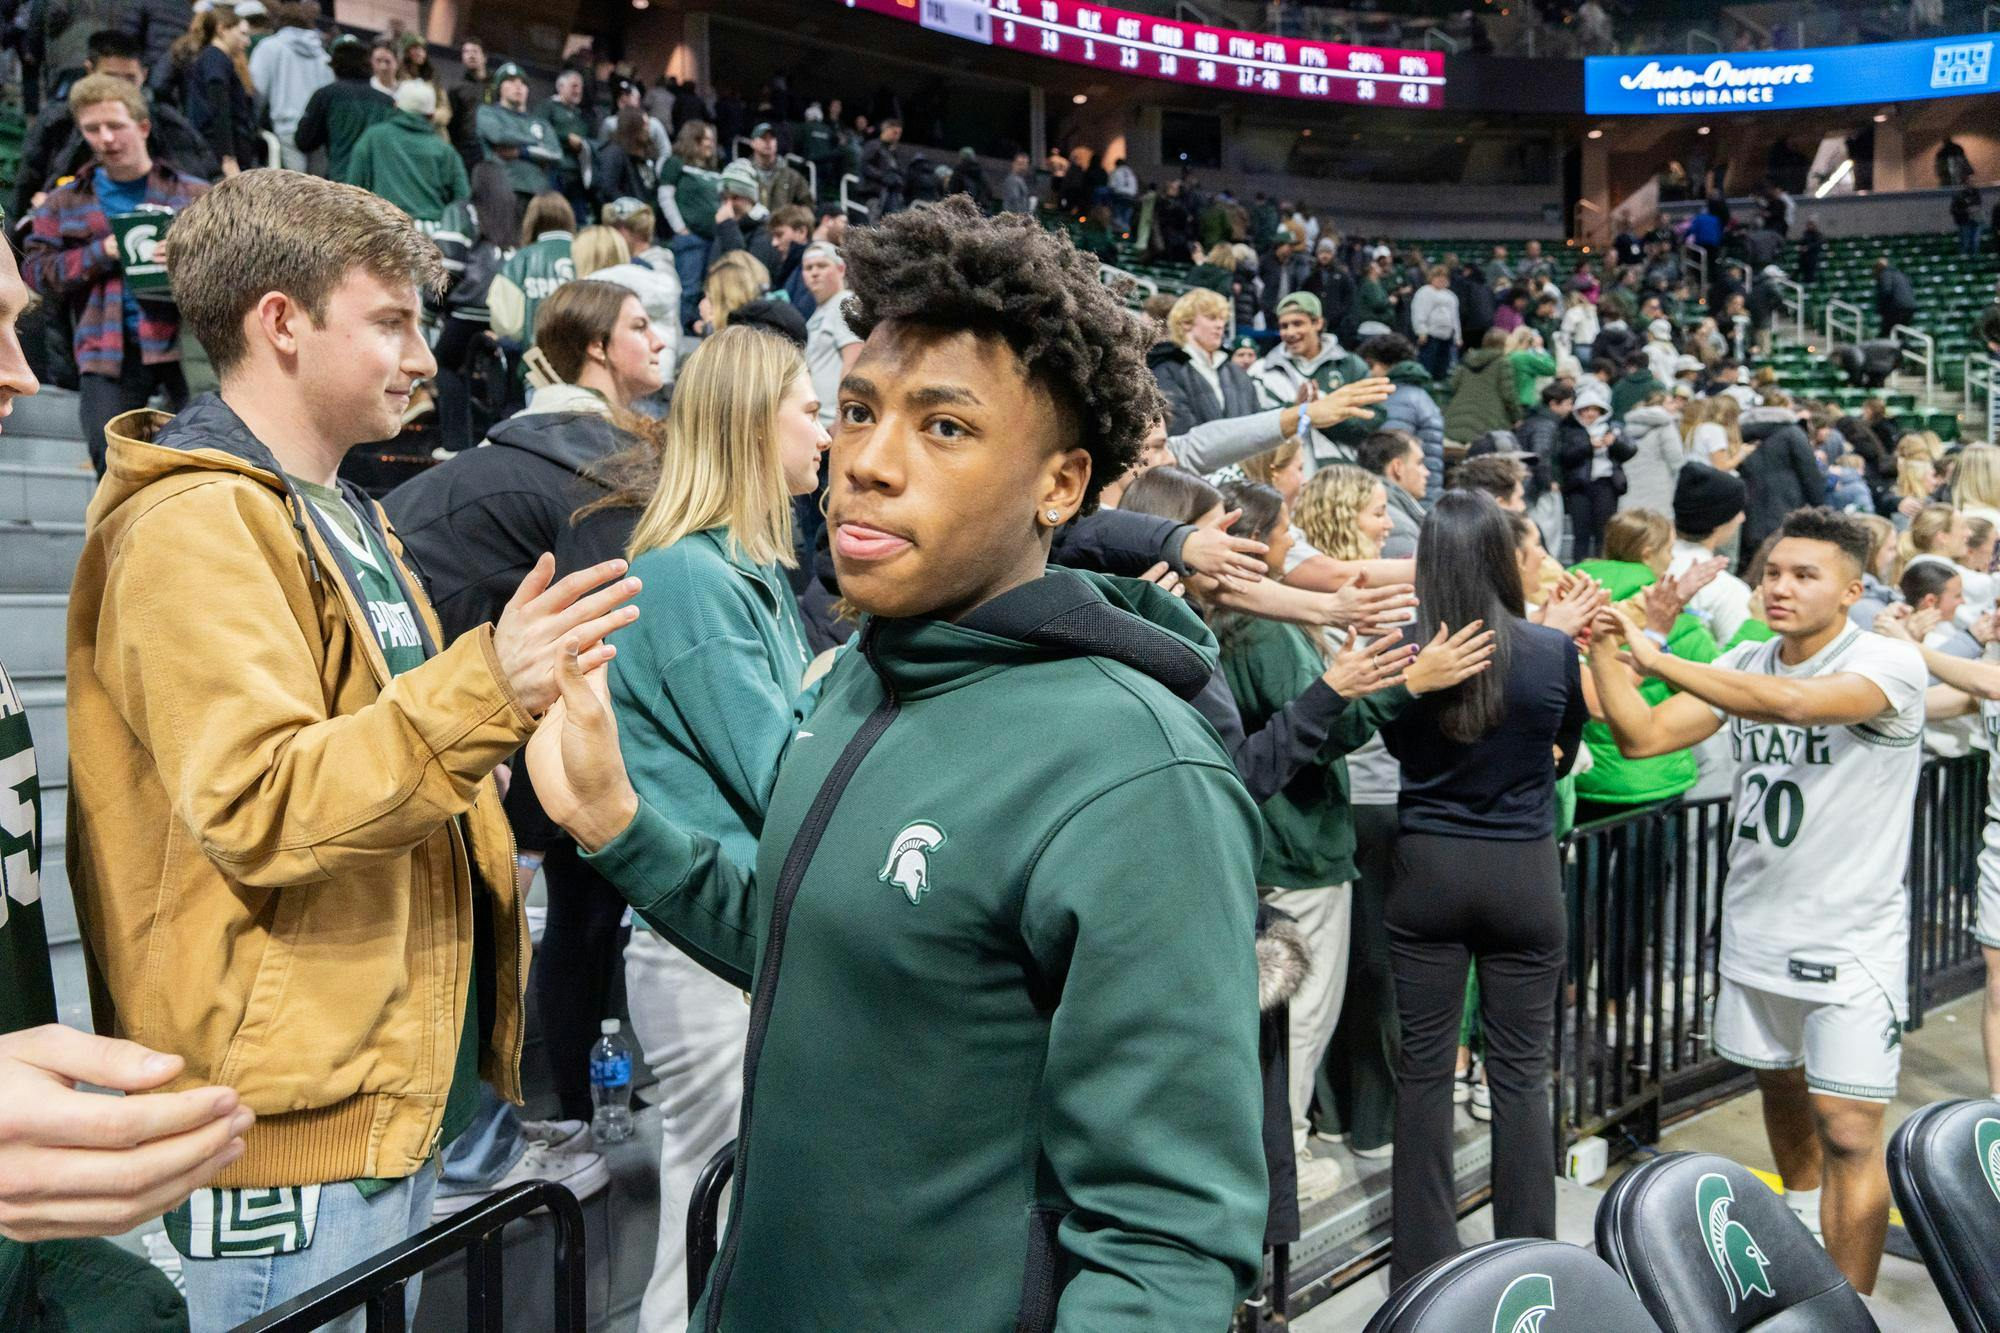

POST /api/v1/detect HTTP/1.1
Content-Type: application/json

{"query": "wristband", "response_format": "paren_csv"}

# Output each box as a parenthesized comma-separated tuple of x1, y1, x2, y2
(1641, 629, 1669, 649)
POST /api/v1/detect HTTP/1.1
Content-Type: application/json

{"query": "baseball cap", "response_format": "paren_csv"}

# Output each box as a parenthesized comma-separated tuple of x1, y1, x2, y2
(1228, 333, 1259, 353)
(750, 121, 776, 139)
(232, 0, 268, 16)
(801, 240, 843, 265)
(719, 159, 761, 200)
(494, 61, 526, 82)
(1672, 353, 1702, 376)
(602, 197, 653, 226)
(1276, 292, 1322, 320)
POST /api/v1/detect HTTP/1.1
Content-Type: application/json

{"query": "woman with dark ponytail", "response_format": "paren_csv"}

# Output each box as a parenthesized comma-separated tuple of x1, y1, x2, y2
(1378, 487, 1588, 1287)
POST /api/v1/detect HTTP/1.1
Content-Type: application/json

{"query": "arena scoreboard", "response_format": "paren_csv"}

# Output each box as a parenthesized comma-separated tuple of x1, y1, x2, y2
(845, 0, 1448, 109)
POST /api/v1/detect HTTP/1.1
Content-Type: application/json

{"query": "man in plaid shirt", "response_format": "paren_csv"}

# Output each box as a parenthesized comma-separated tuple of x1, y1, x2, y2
(22, 74, 206, 476)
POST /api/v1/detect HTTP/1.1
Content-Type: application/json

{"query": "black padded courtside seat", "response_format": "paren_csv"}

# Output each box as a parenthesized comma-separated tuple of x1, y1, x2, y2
(1596, 1151, 1877, 1332)
(1888, 1096, 2000, 1332)
(1362, 1238, 1661, 1332)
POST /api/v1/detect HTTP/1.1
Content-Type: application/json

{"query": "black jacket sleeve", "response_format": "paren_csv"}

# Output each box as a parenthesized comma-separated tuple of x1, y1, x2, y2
(1051, 508, 1193, 577)
(1189, 670, 1353, 804)
(294, 85, 330, 155)
(183, 50, 234, 164)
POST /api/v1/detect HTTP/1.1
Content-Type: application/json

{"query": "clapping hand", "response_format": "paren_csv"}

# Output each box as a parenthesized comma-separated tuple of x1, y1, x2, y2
(1536, 572, 1610, 645)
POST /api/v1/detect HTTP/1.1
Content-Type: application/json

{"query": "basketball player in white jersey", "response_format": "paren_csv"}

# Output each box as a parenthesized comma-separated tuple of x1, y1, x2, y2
(1874, 602, 2000, 1097)
(1588, 507, 1927, 1297)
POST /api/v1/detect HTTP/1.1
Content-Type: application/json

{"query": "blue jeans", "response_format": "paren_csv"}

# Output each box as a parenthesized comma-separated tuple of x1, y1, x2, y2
(670, 232, 709, 330)
(437, 1084, 529, 1196)
(1961, 222, 1982, 257)
(178, 1164, 438, 1333)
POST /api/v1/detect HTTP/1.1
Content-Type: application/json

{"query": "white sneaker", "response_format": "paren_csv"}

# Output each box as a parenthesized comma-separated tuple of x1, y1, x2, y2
(1295, 1149, 1345, 1204)
(1351, 1141, 1394, 1161)
(432, 1140, 610, 1220)
(520, 1118, 592, 1154)
(1470, 1079, 1493, 1123)
(1454, 1068, 1473, 1105)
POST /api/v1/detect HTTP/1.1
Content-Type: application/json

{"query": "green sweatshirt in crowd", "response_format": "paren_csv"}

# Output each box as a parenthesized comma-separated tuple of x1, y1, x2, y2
(608, 527, 811, 881)
(347, 110, 470, 224)
(1568, 558, 1720, 806)
(584, 567, 1266, 1331)
(1218, 615, 1405, 888)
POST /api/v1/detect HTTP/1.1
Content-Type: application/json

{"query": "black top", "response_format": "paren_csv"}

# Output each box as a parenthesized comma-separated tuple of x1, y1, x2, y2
(1381, 618, 1586, 840)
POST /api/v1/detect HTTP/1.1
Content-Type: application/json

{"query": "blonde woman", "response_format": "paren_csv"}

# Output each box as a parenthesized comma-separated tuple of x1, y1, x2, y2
(694, 249, 770, 340)
(1681, 394, 1748, 471)
(606, 324, 830, 1332)
(1151, 286, 1257, 435)
(1847, 512, 1900, 629)
(569, 225, 632, 278)
(1893, 445, 1941, 528)
(1898, 503, 1971, 577)
(1954, 442, 2000, 527)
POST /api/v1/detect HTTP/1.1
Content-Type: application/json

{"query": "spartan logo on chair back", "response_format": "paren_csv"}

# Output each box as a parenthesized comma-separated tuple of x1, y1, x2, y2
(878, 821, 946, 904)
(1975, 1117, 2000, 1207)
(1491, 1272, 1556, 1333)
(1696, 1172, 1776, 1312)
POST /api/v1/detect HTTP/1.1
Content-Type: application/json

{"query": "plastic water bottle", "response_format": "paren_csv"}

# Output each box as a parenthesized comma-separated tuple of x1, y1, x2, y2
(589, 1019, 634, 1144)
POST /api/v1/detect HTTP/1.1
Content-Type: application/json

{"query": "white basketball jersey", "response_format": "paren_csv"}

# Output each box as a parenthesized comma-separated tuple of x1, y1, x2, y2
(1709, 626, 1927, 1012)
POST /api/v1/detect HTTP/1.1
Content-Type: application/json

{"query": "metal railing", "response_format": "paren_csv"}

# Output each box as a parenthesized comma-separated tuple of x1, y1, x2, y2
(1770, 272, 1806, 346)
(727, 137, 819, 202)
(1423, 27, 1462, 52)
(1100, 261, 1158, 301)
(1686, 27, 1722, 51)
(1893, 323, 1938, 408)
(1966, 353, 2000, 442)
(838, 173, 869, 224)
(688, 1140, 736, 1312)
(1554, 754, 1990, 1166)
(232, 1181, 587, 1333)
(1682, 240, 1708, 293)
(1825, 297, 1865, 348)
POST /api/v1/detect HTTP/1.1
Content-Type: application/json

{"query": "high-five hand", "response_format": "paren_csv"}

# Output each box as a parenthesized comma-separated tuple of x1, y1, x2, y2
(492, 554, 641, 716)
(1404, 620, 1497, 695)
(525, 638, 640, 853)
(1322, 630, 1418, 700)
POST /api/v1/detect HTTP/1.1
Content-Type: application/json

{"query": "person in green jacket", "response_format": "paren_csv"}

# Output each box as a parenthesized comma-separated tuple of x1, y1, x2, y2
(528, 196, 1269, 1331)
(1442, 328, 1522, 444)
(476, 62, 561, 205)
(293, 34, 390, 183)
(1568, 509, 1725, 819)
(604, 325, 830, 1328)
(347, 81, 469, 224)
(1355, 255, 1396, 329)
(1503, 325, 1558, 410)
(487, 191, 575, 344)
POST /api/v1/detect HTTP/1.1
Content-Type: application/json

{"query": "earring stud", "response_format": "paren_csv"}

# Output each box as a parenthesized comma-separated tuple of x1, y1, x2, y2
(1046, 509, 1062, 523)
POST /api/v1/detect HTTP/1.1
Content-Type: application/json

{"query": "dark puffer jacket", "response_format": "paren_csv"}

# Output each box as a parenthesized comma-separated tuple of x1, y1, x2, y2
(1149, 340, 1261, 435)
(1737, 407, 1828, 554)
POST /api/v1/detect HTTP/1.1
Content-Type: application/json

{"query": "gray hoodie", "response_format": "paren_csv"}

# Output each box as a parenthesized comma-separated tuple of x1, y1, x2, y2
(249, 26, 334, 139)
(1617, 402, 1686, 517)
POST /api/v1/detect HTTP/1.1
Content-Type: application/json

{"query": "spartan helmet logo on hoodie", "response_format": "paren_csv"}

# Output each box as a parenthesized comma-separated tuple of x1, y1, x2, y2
(1696, 1172, 1775, 1313)
(879, 822, 946, 904)
(1491, 1273, 1555, 1333)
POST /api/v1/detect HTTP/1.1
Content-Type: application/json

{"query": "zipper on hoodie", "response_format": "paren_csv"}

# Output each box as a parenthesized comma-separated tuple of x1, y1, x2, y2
(703, 626, 901, 1332)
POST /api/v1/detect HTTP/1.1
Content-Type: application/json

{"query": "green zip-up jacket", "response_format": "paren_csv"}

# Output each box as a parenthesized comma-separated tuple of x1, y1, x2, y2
(608, 528, 810, 877)
(348, 109, 471, 223)
(585, 568, 1266, 1332)
(1218, 615, 1404, 888)
(1568, 558, 1719, 806)
(486, 231, 574, 343)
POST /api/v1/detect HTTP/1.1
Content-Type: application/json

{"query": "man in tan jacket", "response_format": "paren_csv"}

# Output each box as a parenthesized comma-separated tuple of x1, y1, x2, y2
(64, 170, 638, 1330)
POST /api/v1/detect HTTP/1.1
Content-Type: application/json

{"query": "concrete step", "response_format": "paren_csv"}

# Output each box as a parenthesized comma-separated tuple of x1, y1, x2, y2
(0, 593, 68, 674)
(6, 386, 82, 440)
(0, 519, 83, 593)
(0, 460, 94, 523)
(3, 433, 91, 468)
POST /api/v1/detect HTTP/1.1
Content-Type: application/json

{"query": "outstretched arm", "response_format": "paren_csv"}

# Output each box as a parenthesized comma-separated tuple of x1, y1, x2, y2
(1599, 606, 1887, 729)
(1587, 616, 1724, 758)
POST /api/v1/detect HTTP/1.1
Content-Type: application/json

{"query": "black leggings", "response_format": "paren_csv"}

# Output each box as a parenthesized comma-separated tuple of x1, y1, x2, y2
(1386, 831, 1565, 1288)
(1563, 478, 1620, 562)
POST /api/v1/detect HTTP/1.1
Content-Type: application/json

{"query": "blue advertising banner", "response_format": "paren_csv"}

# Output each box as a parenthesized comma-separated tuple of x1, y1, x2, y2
(1585, 33, 1996, 114)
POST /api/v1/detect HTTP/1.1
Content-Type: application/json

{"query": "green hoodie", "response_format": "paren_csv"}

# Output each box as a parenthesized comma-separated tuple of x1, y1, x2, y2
(1509, 347, 1557, 408)
(608, 528, 811, 878)
(1218, 616, 1405, 887)
(347, 110, 471, 223)
(1442, 346, 1520, 443)
(1611, 367, 1665, 421)
(585, 568, 1266, 1331)
(1568, 559, 1720, 806)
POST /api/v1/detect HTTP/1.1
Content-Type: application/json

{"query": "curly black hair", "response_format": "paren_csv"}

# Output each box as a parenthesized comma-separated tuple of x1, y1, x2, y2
(839, 195, 1164, 515)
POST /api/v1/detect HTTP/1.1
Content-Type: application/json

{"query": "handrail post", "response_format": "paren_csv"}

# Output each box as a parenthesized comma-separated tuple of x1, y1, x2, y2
(1682, 239, 1707, 293)
(838, 172, 868, 224)
(785, 153, 817, 203)
(1772, 274, 1805, 346)
(1892, 323, 1936, 408)
(1825, 297, 1863, 348)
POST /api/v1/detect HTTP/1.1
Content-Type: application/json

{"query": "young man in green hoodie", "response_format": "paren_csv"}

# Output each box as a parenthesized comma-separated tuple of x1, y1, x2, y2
(530, 196, 1269, 1331)
(346, 80, 469, 224)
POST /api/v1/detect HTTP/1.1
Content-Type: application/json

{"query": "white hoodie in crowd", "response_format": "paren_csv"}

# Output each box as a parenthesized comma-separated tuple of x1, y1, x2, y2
(249, 26, 333, 137)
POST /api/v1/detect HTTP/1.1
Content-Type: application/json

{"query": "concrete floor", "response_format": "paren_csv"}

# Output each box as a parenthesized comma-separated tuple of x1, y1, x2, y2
(1296, 988, 1986, 1331)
